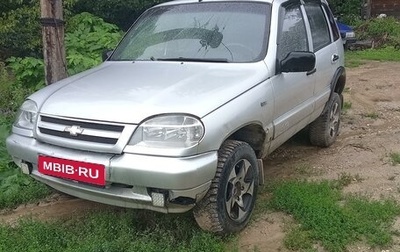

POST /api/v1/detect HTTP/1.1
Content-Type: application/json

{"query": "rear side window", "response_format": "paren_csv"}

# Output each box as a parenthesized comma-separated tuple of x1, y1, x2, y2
(323, 4, 340, 41)
(304, 3, 331, 52)
(277, 4, 308, 61)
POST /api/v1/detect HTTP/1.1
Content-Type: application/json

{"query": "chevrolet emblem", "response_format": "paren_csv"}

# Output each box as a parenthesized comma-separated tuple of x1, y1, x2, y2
(64, 125, 84, 136)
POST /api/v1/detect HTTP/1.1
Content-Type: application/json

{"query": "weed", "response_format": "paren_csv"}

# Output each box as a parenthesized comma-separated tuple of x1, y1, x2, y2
(362, 112, 379, 119)
(271, 180, 399, 251)
(390, 152, 400, 166)
(342, 101, 352, 114)
(295, 163, 315, 176)
(337, 172, 353, 187)
(334, 172, 363, 188)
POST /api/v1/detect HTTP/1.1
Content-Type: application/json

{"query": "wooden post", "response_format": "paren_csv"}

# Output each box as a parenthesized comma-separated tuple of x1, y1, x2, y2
(40, 0, 67, 85)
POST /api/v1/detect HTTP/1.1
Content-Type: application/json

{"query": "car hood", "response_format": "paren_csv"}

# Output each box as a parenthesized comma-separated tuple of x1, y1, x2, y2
(37, 61, 268, 124)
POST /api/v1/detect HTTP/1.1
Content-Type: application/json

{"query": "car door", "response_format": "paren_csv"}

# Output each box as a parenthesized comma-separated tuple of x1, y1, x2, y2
(303, 0, 342, 114)
(269, 1, 315, 151)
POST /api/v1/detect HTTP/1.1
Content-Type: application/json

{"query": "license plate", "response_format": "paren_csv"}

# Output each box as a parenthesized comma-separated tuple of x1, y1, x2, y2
(38, 156, 106, 186)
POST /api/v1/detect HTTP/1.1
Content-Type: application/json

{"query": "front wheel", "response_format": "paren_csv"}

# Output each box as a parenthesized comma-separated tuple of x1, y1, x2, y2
(193, 140, 259, 234)
(309, 92, 342, 147)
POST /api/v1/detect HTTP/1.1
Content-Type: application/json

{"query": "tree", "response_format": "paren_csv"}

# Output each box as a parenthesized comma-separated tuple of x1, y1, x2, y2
(40, 0, 67, 84)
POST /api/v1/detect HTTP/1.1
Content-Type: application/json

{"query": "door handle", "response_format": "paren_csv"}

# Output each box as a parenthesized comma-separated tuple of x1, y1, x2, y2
(332, 54, 340, 62)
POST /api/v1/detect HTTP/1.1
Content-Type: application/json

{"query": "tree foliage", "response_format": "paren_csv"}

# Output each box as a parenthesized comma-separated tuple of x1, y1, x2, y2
(329, 0, 364, 25)
(0, 4, 41, 59)
(71, 0, 168, 31)
(0, 0, 85, 60)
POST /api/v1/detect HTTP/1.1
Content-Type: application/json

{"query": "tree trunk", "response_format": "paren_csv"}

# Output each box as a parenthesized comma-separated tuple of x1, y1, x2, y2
(365, 0, 372, 19)
(40, 0, 67, 85)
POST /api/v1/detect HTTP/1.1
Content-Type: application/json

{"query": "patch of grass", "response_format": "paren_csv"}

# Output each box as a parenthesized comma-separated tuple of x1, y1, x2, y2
(345, 57, 364, 68)
(362, 112, 379, 119)
(346, 47, 400, 67)
(0, 210, 226, 252)
(390, 152, 400, 166)
(271, 180, 400, 251)
(295, 163, 318, 176)
(284, 226, 314, 251)
(342, 101, 352, 114)
(334, 172, 364, 188)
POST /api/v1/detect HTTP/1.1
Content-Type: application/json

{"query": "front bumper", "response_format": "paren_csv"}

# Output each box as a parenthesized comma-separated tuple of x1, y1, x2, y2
(6, 133, 218, 213)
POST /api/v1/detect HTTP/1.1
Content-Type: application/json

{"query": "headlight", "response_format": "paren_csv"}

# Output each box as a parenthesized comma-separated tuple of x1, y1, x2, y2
(14, 100, 38, 130)
(129, 115, 204, 149)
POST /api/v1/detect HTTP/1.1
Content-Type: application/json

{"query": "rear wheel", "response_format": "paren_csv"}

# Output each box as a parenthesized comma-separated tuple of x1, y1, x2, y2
(193, 140, 259, 234)
(309, 92, 342, 147)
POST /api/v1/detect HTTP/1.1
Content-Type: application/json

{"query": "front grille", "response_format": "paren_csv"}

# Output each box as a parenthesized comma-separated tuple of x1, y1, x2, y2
(38, 115, 124, 145)
(41, 116, 124, 132)
(39, 128, 118, 144)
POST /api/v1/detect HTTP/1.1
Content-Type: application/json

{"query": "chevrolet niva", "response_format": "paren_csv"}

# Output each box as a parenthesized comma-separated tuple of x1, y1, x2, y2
(7, 0, 346, 234)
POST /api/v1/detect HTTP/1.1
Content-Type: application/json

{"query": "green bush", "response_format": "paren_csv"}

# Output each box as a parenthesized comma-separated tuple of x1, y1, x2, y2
(6, 57, 45, 89)
(356, 17, 400, 47)
(65, 12, 122, 75)
(0, 62, 31, 125)
(4, 12, 123, 89)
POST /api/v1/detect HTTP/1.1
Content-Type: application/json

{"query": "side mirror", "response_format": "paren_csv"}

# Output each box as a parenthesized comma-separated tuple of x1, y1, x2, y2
(102, 49, 113, 62)
(280, 51, 316, 73)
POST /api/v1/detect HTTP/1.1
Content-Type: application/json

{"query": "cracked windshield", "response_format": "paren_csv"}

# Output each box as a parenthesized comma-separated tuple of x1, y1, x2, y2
(111, 2, 270, 63)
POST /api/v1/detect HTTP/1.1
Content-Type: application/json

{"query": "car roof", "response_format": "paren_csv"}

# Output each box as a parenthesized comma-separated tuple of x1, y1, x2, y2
(157, 0, 274, 7)
(156, 0, 327, 7)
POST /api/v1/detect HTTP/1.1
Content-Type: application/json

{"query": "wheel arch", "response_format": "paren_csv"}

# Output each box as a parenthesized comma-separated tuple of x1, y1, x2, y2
(225, 123, 267, 159)
(330, 66, 346, 97)
(322, 66, 346, 114)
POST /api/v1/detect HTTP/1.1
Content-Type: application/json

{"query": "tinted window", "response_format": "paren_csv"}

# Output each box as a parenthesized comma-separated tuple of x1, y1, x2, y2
(323, 4, 340, 41)
(111, 2, 271, 63)
(277, 4, 308, 61)
(304, 3, 331, 51)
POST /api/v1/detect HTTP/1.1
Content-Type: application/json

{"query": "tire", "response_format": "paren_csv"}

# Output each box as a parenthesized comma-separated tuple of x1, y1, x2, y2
(193, 140, 259, 235)
(309, 92, 342, 147)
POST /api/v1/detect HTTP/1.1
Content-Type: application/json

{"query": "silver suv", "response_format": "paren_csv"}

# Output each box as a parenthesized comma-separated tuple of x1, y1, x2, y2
(7, 0, 345, 234)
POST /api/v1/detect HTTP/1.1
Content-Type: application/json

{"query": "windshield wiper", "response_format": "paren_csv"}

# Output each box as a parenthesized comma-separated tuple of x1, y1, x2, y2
(156, 57, 229, 63)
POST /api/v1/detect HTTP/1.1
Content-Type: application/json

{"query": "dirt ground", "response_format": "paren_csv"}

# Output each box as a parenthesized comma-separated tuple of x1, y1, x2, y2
(1, 61, 400, 251)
